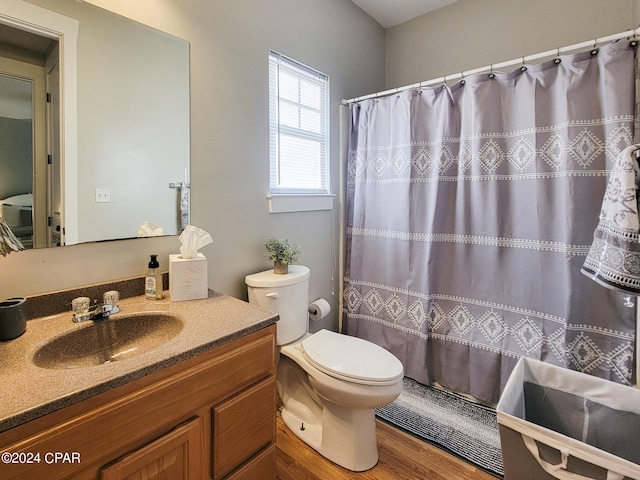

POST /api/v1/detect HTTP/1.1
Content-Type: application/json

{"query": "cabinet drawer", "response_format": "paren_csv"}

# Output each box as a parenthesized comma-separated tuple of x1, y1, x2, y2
(213, 378, 275, 479)
(212, 332, 275, 400)
(225, 444, 275, 480)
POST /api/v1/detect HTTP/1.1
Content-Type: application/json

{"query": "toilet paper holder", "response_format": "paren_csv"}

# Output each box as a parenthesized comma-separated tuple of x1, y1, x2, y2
(308, 298, 331, 321)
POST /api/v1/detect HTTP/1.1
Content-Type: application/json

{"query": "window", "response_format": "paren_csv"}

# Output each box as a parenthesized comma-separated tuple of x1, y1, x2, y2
(269, 51, 329, 196)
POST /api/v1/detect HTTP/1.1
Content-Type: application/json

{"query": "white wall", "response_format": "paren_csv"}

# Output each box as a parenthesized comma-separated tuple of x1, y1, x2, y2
(385, 0, 636, 89)
(1, 0, 384, 334)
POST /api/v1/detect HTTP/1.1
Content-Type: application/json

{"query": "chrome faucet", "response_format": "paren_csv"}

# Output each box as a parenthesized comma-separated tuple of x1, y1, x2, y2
(72, 303, 120, 323)
(72, 291, 120, 323)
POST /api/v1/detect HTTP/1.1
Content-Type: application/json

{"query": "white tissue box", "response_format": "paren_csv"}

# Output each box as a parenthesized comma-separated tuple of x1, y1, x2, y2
(169, 253, 208, 302)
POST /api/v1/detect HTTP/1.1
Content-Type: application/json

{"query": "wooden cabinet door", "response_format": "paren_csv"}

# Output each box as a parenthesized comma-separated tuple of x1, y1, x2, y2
(100, 417, 204, 480)
(213, 378, 275, 479)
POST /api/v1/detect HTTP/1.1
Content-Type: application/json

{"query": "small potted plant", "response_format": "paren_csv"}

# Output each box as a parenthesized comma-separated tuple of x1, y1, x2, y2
(265, 237, 302, 274)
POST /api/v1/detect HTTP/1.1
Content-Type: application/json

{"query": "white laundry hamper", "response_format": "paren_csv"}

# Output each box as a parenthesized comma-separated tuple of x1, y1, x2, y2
(497, 357, 640, 480)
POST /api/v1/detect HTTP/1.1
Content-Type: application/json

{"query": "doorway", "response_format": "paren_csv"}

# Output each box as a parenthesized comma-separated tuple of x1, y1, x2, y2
(0, 23, 59, 248)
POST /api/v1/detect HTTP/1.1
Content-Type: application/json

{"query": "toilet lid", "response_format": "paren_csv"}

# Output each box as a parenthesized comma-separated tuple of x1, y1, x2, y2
(302, 330, 403, 384)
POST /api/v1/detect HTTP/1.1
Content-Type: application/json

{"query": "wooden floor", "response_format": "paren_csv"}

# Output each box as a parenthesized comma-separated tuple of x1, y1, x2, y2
(275, 414, 499, 480)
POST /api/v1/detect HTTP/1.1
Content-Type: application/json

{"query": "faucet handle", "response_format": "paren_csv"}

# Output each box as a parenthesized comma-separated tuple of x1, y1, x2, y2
(72, 296, 90, 315)
(71, 297, 91, 323)
(103, 290, 120, 307)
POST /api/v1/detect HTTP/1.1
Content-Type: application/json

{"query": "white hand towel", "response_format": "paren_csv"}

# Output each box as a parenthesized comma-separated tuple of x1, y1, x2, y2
(180, 182, 189, 230)
(582, 144, 640, 293)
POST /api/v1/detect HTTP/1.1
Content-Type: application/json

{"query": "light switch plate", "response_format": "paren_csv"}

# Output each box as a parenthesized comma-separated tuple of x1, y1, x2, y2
(95, 188, 111, 203)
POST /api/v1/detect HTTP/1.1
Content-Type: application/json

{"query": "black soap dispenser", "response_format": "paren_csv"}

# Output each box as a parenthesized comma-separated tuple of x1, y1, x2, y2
(145, 254, 163, 300)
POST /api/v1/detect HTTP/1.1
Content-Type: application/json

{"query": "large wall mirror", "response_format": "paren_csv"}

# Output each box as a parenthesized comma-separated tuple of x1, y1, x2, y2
(0, 0, 190, 249)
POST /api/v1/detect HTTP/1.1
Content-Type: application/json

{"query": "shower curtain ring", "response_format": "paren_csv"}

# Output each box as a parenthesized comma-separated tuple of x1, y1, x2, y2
(520, 56, 527, 71)
(554, 48, 561, 64)
(591, 39, 599, 55)
(442, 74, 447, 89)
(488, 65, 495, 79)
(460, 72, 466, 85)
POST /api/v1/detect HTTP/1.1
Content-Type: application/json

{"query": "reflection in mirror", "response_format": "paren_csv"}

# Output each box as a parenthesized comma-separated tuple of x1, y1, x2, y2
(0, 0, 190, 249)
(0, 25, 53, 248)
(0, 74, 35, 248)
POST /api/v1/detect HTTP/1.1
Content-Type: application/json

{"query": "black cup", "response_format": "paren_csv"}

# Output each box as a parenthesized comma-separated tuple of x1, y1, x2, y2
(0, 297, 26, 341)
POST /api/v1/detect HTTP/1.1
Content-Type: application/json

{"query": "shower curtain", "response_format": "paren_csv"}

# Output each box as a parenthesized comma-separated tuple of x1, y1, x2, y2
(344, 41, 637, 404)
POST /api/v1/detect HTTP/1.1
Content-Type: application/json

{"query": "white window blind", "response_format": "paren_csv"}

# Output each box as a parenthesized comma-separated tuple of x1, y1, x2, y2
(269, 51, 329, 195)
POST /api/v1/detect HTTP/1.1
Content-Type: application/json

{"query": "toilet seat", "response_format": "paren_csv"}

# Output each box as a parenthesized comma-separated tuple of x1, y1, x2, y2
(301, 330, 404, 386)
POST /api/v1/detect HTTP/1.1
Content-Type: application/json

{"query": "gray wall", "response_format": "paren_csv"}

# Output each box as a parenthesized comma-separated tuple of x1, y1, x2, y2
(0, 117, 31, 199)
(1, 0, 384, 334)
(385, 0, 636, 89)
(2, 0, 635, 335)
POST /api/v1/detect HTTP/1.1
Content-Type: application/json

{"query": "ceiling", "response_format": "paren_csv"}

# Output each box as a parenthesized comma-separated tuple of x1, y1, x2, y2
(352, 0, 458, 28)
(0, 24, 57, 120)
(0, 23, 55, 57)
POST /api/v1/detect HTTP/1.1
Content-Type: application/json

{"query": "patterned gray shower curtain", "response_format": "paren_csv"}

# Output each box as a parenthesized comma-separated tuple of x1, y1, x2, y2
(344, 40, 637, 405)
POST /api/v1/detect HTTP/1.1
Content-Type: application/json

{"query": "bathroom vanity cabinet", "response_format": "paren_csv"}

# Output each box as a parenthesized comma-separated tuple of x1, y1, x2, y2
(0, 325, 277, 480)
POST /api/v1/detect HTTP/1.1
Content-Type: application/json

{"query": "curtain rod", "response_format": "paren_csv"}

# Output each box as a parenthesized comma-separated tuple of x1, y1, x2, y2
(341, 27, 640, 105)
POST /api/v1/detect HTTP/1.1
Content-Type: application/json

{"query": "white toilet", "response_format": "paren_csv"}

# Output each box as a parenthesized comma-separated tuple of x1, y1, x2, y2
(245, 265, 404, 472)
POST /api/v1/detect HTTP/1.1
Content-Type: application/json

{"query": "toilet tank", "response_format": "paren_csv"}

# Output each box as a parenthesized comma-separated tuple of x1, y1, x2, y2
(245, 265, 310, 345)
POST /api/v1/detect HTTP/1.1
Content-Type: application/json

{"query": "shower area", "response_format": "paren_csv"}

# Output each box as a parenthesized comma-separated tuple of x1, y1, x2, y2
(340, 33, 639, 406)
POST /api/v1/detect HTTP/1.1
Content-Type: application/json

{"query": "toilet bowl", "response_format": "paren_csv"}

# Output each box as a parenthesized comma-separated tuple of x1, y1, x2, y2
(245, 265, 404, 471)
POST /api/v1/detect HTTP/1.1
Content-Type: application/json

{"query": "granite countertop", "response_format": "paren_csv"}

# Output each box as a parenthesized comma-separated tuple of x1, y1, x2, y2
(0, 290, 278, 433)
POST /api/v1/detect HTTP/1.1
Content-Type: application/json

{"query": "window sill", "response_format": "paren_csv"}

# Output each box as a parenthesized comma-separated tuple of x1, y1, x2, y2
(267, 194, 335, 213)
